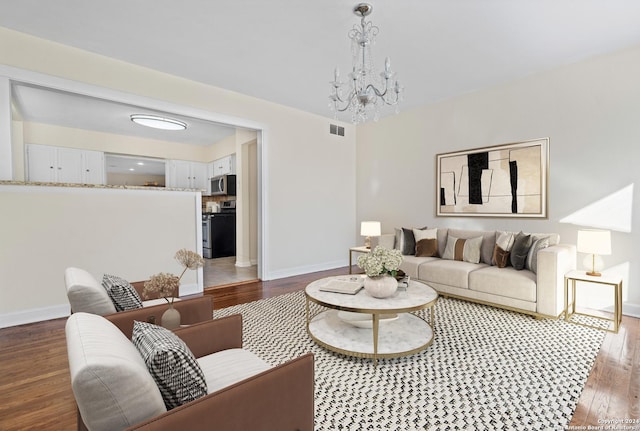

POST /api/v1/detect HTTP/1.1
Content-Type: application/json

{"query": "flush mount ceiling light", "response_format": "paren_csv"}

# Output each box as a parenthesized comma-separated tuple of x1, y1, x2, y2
(329, 3, 404, 124)
(130, 114, 187, 131)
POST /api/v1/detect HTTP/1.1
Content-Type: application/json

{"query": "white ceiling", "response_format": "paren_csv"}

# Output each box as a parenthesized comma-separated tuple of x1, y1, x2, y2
(3, 1, 640, 124)
(11, 84, 237, 146)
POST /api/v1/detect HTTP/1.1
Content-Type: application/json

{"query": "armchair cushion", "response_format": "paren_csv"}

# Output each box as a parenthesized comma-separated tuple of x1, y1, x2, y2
(102, 274, 143, 311)
(197, 348, 270, 393)
(65, 267, 117, 315)
(132, 321, 208, 410)
(66, 313, 166, 431)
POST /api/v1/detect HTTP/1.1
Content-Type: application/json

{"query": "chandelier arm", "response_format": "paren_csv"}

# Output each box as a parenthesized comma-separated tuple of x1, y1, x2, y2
(365, 83, 388, 99)
(333, 93, 358, 112)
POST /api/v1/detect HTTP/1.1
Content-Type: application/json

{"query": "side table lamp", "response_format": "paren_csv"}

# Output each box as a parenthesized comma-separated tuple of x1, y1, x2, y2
(577, 229, 611, 277)
(360, 221, 381, 249)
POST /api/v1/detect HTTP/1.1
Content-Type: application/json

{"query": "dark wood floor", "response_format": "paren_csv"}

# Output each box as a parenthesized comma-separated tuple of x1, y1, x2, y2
(0, 266, 637, 430)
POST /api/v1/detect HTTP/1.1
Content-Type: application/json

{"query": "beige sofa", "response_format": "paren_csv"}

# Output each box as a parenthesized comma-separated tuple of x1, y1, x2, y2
(375, 228, 576, 318)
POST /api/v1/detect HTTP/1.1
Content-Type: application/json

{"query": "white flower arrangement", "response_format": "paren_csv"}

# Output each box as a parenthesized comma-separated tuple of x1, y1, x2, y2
(357, 246, 403, 278)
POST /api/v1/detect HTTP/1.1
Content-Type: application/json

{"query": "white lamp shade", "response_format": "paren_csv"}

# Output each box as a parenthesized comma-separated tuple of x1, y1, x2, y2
(577, 229, 611, 255)
(360, 221, 381, 237)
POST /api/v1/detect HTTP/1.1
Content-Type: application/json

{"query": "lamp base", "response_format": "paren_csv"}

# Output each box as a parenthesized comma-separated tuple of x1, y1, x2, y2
(586, 270, 602, 277)
(364, 236, 371, 249)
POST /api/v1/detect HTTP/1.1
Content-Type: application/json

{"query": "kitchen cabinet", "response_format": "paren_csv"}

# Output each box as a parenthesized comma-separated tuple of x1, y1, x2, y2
(81, 150, 106, 185)
(211, 154, 236, 177)
(26, 144, 104, 185)
(166, 160, 208, 190)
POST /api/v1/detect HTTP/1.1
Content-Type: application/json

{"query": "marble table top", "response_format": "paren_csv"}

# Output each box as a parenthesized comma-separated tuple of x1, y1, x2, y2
(305, 275, 438, 314)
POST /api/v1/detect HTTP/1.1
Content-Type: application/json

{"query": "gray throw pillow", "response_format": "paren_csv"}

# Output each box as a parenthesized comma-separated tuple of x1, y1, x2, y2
(102, 274, 143, 311)
(132, 321, 208, 410)
(526, 237, 549, 273)
(510, 232, 532, 270)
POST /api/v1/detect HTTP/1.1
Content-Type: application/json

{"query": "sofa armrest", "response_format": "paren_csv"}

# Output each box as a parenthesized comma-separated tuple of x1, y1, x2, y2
(125, 353, 315, 431)
(105, 296, 213, 338)
(536, 244, 576, 317)
(173, 314, 243, 357)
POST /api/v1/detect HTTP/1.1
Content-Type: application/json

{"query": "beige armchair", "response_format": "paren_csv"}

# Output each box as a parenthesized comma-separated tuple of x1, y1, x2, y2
(64, 267, 179, 315)
(66, 312, 315, 431)
(63, 266, 213, 330)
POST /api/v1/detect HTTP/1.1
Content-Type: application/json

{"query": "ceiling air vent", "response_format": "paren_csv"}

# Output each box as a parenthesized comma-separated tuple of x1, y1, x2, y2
(329, 124, 345, 137)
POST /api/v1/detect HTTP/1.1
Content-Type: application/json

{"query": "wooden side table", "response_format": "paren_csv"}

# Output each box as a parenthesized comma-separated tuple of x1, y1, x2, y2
(564, 269, 622, 333)
(349, 246, 370, 274)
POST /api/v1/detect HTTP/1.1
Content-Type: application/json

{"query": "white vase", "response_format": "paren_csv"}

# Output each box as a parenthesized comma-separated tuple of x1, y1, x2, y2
(364, 275, 398, 298)
(161, 304, 181, 330)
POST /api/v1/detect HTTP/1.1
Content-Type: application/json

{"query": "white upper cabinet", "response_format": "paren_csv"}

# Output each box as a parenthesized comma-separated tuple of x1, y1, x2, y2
(211, 154, 236, 177)
(26, 144, 104, 185)
(80, 150, 105, 185)
(166, 160, 208, 190)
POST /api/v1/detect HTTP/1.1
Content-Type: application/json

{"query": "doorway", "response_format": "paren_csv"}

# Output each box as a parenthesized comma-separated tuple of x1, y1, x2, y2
(203, 138, 260, 289)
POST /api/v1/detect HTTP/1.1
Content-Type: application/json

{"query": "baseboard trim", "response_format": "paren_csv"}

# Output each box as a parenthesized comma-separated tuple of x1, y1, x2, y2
(235, 259, 252, 268)
(179, 282, 200, 297)
(0, 304, 70, 328)
(264, 259, 345, 281)
(0, 285, 201, 328)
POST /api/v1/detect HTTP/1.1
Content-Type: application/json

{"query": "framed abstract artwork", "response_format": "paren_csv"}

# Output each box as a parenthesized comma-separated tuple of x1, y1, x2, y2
(436, 138, 549, 218)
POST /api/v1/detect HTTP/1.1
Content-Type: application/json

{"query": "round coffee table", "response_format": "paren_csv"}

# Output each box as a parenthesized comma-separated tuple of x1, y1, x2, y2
(305, 275, 438, 365)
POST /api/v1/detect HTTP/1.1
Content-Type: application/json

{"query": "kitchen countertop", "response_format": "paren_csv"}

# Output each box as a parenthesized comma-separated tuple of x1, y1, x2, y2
(0, 180, 204, 192)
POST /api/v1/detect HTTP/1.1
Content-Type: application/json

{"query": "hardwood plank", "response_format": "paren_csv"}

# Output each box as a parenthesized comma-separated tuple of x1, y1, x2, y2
(0, 267, 637, 430)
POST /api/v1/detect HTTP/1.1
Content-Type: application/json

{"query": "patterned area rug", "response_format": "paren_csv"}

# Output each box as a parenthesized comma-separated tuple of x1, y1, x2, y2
(215, 291, 605, 431)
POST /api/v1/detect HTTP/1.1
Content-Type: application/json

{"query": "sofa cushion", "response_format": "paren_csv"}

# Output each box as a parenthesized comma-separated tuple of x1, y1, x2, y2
(65, 267, 117, 315)
(447, 229, 496, 265)
(395, 228, 415, 255)
(436, 228, 449, 259)
(198, 348, 271, 393)
(66, 313, 166, 431)
(442, 235, 483, 264)
(102, 274, 143, 311)
(469, 266, 537, 303)
(132, 321, 208, 410)
(492, 245, 511, 268)
(395, 227, 428, 255)
(416, 239, 438, 257)
(413, 228, 437, 243)
(511, 232, 533, 270)
(400, 255, 439, 278)
(526, 236, 550, 273)
(418, 259, 487, 289)
(495, 231, 516, 251)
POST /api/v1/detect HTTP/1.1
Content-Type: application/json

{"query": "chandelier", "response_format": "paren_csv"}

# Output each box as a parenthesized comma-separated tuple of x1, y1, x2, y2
(329, 3, 403, 124)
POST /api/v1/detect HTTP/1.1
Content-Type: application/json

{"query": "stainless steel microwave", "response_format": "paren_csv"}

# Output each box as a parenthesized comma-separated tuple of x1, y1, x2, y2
(210, 174, 236, 196)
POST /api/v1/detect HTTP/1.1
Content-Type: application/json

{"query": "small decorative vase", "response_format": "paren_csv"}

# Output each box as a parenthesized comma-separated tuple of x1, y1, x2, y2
(364, 275, 398, 299)
(161, 303, 181, 330)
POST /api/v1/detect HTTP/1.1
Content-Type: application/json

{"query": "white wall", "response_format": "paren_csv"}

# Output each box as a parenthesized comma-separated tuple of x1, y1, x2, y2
(0, 27, 356, 325)
(357, 44, 640, 315)
(0, 185, 201, 327)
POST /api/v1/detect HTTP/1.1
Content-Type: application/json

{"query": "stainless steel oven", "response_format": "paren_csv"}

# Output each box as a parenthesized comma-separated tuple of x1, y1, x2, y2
(202, 214, 213, 258)
(202, 203, 236, 259)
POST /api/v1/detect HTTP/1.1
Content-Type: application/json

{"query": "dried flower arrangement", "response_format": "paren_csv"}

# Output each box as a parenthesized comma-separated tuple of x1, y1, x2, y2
(143, 249, 204, 303)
